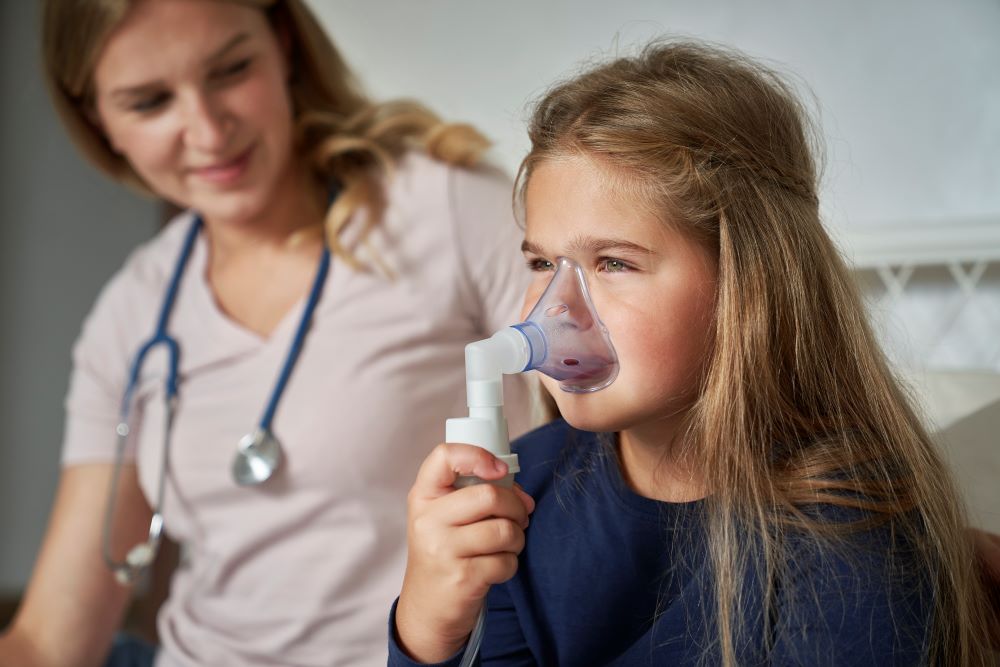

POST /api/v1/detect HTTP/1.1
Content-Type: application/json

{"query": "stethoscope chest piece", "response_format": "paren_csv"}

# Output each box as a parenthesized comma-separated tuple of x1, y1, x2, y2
(232, 427, 283, 486)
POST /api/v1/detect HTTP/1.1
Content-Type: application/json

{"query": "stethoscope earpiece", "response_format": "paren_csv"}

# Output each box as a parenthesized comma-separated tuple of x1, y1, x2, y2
(111, 541, 156, 585)
(114, 567, 135, 586)
(127, 541, 156, 568)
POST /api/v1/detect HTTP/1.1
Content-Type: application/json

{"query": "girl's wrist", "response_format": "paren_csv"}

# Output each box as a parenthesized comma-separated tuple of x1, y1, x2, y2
(395, 589, 470, 663)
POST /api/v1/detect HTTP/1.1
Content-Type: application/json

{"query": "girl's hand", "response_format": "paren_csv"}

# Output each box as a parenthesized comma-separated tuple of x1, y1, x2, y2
(395, 444, 535, 663)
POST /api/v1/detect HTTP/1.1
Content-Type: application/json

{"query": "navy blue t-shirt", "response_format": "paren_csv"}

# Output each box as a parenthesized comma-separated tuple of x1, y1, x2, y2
(389, 420, 931, 665)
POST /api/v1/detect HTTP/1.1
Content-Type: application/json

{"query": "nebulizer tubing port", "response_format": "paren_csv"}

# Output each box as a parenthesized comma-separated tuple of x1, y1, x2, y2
(447, 257, 618, 665)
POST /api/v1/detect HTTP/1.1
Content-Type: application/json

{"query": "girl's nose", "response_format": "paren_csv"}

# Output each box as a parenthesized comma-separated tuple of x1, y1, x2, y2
(546, 258, 596, 332)
(548, 290, 595, 332)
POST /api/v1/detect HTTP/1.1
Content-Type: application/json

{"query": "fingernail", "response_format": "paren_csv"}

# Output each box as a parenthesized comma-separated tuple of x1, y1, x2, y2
(494, 459, 508, 474)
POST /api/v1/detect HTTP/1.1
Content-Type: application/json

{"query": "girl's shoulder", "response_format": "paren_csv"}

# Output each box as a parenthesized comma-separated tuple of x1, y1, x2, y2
(770, 515, 933, 664)
(511, 419, 603, 496)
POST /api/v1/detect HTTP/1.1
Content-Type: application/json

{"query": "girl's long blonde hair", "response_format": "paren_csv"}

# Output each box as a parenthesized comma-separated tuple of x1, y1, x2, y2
(518, 40, 992, 665)
(42, 0, 489, 266)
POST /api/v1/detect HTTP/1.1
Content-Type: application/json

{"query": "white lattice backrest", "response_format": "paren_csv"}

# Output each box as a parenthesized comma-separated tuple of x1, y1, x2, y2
(842, 218, 1000, 531)
(846, 218, 1000, 370)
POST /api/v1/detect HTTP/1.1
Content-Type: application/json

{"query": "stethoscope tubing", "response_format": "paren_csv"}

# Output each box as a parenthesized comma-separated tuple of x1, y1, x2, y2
(258, 244, 330, 431)
(103, 217, 200, 582)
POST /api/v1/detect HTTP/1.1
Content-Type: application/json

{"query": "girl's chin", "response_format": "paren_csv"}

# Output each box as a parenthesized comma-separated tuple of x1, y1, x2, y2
(552, 400, 629, 435)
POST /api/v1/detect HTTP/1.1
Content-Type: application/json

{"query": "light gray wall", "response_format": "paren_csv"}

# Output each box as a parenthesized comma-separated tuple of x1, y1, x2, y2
(311, 0, 1000, 233)
(0, 3, 157, 593)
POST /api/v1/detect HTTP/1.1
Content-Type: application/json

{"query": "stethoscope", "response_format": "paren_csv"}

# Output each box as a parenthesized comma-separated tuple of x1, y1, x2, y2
(102, 214, 330, 584)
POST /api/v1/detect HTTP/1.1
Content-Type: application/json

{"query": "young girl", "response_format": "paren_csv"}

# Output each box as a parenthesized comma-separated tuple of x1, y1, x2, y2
(389, 41, 994, 665)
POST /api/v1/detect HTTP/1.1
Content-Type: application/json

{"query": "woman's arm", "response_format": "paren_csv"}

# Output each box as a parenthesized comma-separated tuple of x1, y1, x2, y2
(0, 464, 151, 667)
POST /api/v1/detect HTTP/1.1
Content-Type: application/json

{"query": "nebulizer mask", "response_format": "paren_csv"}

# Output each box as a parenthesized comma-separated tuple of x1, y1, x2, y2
(448, 256, 618, 665)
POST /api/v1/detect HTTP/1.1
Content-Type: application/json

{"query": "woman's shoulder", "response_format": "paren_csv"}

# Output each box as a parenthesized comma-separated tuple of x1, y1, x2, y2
(391, 150, 513, 191)
(65, 211, 202, 429)
(385, 152, 514, 225)
(115, 210, 199, 287)
(81, 211, 199, 338)
(376, 152, 525, 327)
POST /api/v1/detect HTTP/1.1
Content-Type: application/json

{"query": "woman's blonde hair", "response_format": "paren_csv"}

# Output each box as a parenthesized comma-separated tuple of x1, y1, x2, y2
(517, 40, 992, 665)
(42, 0, 489, 266)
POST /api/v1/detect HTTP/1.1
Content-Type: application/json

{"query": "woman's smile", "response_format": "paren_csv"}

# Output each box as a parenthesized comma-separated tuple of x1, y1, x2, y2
(188, 143, 256, 186)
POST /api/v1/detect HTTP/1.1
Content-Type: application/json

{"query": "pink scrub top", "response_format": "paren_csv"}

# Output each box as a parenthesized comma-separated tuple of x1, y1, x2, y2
(61, 153, 534, 666)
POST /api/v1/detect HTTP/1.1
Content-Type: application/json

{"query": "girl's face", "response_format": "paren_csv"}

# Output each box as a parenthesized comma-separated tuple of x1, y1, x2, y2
(92, 0, 297, 225)
(521, 156, 718, 438)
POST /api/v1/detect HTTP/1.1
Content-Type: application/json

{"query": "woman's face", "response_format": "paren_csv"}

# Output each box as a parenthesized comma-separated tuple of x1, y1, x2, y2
(521, 155, 718, 438)
(92, 0, 297, 224)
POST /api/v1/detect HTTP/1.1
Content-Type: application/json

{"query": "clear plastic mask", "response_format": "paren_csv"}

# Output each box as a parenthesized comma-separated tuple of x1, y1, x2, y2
(512, 256, 619, 393)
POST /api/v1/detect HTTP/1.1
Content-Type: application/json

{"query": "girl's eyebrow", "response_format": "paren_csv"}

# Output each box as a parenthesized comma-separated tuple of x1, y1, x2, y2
(109, 32, 251, 100)
(521, 237, 654, 256)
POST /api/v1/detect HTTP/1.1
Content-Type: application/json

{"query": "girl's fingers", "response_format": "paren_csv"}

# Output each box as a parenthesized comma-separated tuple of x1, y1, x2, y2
(513, 483, 536, 514)
(428, 482, 531, 529)
(411, 443, 509, 501)
(447, 518, 526, 559)
(464, 552, 521, 589)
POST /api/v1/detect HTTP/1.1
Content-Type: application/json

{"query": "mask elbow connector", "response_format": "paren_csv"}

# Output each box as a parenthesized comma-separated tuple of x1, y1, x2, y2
(464, 327, 531, 409)
(447, 328, 530, 473)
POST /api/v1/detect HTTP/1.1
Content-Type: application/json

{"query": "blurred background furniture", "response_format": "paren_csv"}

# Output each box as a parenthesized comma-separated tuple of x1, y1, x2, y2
(846, 217, 1000, 533)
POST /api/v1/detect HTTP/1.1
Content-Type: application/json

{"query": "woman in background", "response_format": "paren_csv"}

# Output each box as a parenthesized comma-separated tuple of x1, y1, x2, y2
(0, 1, 530, 665)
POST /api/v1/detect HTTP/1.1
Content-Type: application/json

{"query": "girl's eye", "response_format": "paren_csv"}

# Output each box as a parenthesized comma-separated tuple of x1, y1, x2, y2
(131, 91, 171, 113)
(211, 57, 252, 81)
(526, 258, 555, 272)
(599, 258, 632, 273)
